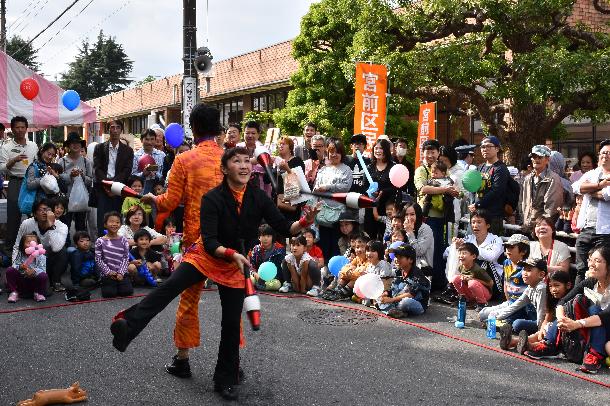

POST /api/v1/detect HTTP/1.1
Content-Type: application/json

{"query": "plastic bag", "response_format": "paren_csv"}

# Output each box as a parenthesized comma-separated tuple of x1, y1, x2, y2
(39, 173, 60, 194)
(283, 171, 300, 201)
(68, 176, 89, 212)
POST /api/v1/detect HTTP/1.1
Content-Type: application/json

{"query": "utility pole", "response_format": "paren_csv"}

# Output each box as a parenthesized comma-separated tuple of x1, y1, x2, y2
(1, 0, 6, 51)
(182, 0, 197, 140)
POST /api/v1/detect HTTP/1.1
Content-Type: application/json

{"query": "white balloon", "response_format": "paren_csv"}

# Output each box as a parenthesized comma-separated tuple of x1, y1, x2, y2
(87, 142, 98, 161)
(357, 273, 384, 299)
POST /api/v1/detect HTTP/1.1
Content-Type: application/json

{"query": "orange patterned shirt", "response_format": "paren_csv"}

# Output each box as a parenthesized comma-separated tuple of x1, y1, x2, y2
(155, 140, 224, 246)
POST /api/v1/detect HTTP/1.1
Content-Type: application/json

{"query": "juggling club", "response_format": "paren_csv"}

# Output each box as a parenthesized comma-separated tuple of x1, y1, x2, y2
(303, 191, 376, 209)
(254, 146, 277, 191)
(102, 180, 142, 199)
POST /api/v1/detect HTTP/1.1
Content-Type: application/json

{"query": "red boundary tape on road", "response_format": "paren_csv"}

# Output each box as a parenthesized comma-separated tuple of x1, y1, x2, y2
(2, 288, 609, 389)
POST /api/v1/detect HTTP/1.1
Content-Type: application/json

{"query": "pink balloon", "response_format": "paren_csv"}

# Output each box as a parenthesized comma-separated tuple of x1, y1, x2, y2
(354, 278, 364, 298)
(389, 164, 410, 188)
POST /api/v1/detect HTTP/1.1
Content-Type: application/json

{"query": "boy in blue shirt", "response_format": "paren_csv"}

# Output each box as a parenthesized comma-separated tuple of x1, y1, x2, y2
(69, 231, 98, 287)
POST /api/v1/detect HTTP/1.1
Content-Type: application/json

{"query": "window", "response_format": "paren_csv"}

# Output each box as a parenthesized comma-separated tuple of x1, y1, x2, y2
(251, 90, 287, 113)
(215, 98, 243, 126)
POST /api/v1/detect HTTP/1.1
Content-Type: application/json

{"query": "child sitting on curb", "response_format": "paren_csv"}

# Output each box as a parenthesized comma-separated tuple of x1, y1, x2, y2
(279, 235, 322, 297)
(450, 243, 493, 311)
(69, 231, 97, 288)
(321, 234, 369, 300)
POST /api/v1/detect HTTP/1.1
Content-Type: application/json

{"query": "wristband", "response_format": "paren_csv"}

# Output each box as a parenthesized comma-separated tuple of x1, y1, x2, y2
(298, 216, 312, 228)
(224, 248, 236, 260)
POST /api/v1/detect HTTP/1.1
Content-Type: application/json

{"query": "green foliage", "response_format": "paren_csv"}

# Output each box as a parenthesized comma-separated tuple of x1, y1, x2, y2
(60, 31, 133, 100)
(6, 35, 39, 71)
(242, 110, 274, 143)
(134, 75, 157, 87)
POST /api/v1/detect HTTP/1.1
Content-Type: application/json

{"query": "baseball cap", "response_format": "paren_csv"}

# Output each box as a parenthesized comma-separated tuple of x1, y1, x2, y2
(518, 257, 547, 273)
(503, 234, 530, 247)
(480, 135, 501, 148)
(390, 244, 416, 260)
(350, 133, 367, 144)
(529, 145, 552, 158)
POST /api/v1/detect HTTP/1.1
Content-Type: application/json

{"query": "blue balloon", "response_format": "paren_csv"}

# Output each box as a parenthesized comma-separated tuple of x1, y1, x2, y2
(388, 241, 405, 261)
(258, 262, 277, 281)
(62, 90, 80, 111)
(165, 123, 184, 148)
(328, 255, 350, 277)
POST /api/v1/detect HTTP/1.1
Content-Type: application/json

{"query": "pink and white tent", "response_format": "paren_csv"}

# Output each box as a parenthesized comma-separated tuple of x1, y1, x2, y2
(0, 49, 96, 126)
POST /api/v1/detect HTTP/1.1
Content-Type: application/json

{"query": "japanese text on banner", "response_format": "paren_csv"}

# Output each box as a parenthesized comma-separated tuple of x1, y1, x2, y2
(353, 63, 388, 151)
(415, 102, 436, 166)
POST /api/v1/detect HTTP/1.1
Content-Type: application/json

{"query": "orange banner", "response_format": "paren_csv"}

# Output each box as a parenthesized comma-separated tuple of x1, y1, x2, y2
(354, 63, 388, 150)
(415, 102, 437, 166)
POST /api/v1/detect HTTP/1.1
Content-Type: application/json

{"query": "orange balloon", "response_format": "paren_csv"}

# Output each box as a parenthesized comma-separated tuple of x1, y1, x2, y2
(20, 78, 39, 100)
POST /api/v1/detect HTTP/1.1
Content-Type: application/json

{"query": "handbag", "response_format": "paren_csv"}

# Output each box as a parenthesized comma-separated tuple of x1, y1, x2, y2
(18, 164, 39, 215)
(68, 176, 90, 212)
(283, 171, 301, 201)
(315, 200, 344, 227)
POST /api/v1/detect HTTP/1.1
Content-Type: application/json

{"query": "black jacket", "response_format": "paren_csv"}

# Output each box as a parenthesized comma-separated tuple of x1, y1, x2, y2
(558, 277, 610, 327)
(93, 140, 134, 185)
(475, 161, 510, 218)
(200, 181, 294, 255)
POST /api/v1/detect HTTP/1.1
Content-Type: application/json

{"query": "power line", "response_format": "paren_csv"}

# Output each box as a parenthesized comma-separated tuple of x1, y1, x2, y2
(34, 0, 94, 53)
(13, 0, 82, 57)
(7, 0, 36, 30)
(14, 0, 50, 36)
(9, 0, 43, 33)
(41, 0, 132, 65)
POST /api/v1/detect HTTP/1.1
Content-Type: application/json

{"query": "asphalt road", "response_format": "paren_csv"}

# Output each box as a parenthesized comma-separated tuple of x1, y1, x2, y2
(1, 287, 608, 405)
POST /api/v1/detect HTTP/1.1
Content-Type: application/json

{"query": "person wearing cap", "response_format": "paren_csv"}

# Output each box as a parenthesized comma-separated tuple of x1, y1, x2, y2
(493, 258, 548, 339)
(520, 145, 564, 232)
(57, 132, 93, 233)
(378, 243, 431, 318)
(345, 133, 370, 196)
(414, 139, 458, 291)
(392, 138, 416, 197)
(469, 135, 510, 236)
(573, 139, 610, 285)
(479, 234, 532, 324)
(132, 128, 166, 195)
(337, 211, 358, 255)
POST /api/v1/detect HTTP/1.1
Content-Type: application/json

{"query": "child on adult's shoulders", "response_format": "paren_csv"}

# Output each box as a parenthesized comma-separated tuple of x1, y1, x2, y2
(6, 234, 47, 303)
(128, 228, 163, 285)
(479, 234, 532, 323)
(378, 244, 431, 318)
(69, 231, 98, 288)
(279, 235, 322, 297)
(96, 212, 133, 298)
(450, 242, 494, 311)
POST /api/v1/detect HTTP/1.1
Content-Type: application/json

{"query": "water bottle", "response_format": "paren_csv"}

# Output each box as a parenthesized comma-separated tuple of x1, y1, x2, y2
(455, 296, 466, 328)
(487, 313, 497, 339)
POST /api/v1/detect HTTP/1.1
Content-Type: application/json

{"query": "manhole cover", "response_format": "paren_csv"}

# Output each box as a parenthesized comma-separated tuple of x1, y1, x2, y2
(298, 308, 378, 326)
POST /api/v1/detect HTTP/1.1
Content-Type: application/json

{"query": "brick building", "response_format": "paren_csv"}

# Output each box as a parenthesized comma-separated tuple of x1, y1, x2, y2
(85, 1, 610, 161)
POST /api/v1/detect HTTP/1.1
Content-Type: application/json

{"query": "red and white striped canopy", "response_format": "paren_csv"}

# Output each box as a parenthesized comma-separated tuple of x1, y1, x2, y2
(0, 49, 96, 127)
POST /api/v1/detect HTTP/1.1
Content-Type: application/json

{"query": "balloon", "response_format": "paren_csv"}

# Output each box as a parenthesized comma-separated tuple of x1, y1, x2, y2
(138, 154, 156, 172)
(353, 277, 364, 298)
(258, 262, 277, 281)
(165, 123, 184, 148)
(265, 278, 281, 291)
(462, 169, 483, 193)
(389, 164, 410, 188)
(86, 142, 98, 161)
(62, 90, 81, 111)
(388, 241, 405, 261)
(169, 241, 181, 255)
(328, 255, 350, 277)
(20, 78, 39, 100)
(357, 273, 384, 299)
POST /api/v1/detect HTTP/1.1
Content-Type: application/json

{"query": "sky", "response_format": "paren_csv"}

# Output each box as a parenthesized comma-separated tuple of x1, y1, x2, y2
(5, 0, 317, 82)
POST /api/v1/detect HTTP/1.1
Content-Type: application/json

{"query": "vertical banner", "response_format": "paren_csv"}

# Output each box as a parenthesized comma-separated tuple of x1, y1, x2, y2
(354, 63, 388, 150)
(182, 76, 197, 139)
(415, 102, 437, 166)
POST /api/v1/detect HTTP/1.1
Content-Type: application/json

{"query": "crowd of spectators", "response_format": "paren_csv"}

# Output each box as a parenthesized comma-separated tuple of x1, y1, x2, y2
(0, 109, 609, 374)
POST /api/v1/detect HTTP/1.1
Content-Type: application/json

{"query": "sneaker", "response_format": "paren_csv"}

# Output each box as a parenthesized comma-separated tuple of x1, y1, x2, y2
(516, 330, 529, 355)
(579, 349, 604, 374)
(306, 285, 321, 297)
(525, 342, 559, 360)
(278, 282, 292, 293)
(387, 308, 405, 318)
(7, 292, 18, 303)
(499, 324, 513, 350)
(165, 355, 192, 378)
(33, 292, 46, 302)
(52, 283, 66, 292)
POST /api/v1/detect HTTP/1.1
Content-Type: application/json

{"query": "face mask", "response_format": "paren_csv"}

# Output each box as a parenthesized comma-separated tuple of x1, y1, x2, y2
(396, 146, 407, 157)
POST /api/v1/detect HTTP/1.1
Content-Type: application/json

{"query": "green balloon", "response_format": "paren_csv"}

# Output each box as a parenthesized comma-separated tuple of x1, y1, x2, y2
(265, 279, 281, 291)
(170, 241, 181, 255)
(462, 169, 483, 193)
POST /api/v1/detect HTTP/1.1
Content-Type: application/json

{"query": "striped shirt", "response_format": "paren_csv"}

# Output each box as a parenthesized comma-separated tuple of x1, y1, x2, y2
(95, 236, 129, 276)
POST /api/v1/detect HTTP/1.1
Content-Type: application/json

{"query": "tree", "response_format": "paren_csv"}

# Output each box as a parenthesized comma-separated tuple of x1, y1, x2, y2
(60, 31, 133, 100)
(273, 0, 419, 144)
(134, 75, 157, 87)
(6, 35, 40, 71)
(353, 0, 610, 161)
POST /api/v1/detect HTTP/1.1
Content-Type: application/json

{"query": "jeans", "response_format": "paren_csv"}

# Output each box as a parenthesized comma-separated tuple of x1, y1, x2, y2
(5, 267, 48, 295)
(47, 247, 68, 286)
(96, 192, 122, 236)
(121, 262, 245, 385)
(396, 297, 425, 316)
(512, 319, 538, 335)
(425, 216, 447, 291)
(575, 228, 610, 284)
(588, 305, 607, 356)
(6, 177, 23, 250)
